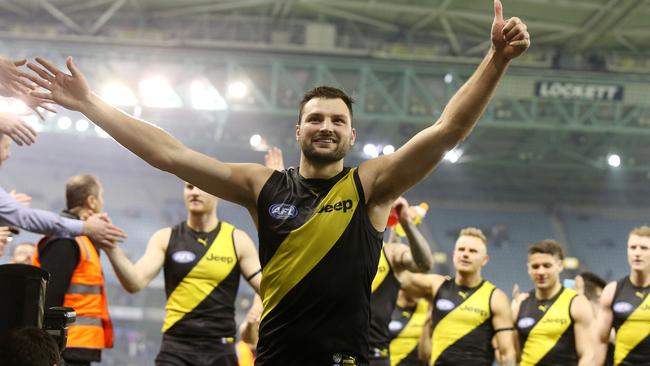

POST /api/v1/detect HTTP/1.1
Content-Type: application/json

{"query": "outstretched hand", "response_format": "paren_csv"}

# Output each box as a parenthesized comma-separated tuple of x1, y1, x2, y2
(491, 0, 530, 61)
(264, 147, 285, 171)
(0, 113, 37, 146)
(23, 57, 92, 112)
(0, 57, 33, 97)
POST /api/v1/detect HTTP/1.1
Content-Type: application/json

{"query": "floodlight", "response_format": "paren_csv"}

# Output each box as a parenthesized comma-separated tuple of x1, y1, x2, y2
(607, 154, 621, 168)
(100, 82, 137, 106)
(382, 145, 395, 155)
(444, 148, 463, 163)
(57, 116, 72, 130)
(139, 76, 182, 108)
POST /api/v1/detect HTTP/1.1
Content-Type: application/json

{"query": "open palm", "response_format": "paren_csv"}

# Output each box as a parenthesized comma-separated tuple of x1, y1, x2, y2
(23, 57, 92, 112)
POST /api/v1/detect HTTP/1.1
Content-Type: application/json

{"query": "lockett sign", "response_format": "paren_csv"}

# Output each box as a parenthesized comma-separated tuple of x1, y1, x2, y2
(535, 81, 624, 101)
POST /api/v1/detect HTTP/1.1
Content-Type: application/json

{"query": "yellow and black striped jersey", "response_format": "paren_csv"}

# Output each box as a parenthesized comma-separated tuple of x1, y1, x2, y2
(430, 278, 496, 366)
(162, 221, 240, 340)
(516, 287, 578, 366)
(256, 167, 383, 366)
(388, 299, 428, 366)
(611, 277, 650, 366)
(369, 246, 401, 351)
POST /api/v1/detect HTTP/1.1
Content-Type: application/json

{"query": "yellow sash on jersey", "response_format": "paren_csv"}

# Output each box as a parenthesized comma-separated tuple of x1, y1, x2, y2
(390, 299, 429, 366)
(371, 247, 391, 293)
(260, 169, 359, 320)
(430, 281, 495, 364)
(163, 222, 237, 332)
(520, 288, 576, 366)
(615, 292, 650, 365)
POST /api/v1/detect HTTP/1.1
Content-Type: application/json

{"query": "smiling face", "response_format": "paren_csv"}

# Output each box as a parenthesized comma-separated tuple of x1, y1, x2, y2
(452, 235, 489, 275)
(183, 182, 217, 215)
(296, 97, 356, 166)
(627, 234, 650, 273)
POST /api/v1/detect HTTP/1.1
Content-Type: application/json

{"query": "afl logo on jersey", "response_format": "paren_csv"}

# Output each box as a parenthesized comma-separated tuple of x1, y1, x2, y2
(172, 251, 196, 264)
(269, 203, 298, 219)
(436, 299, 455, 311)
(613, 301, 634, 314)
(518, 317, 536, 329)
(388, 320, 404, 332)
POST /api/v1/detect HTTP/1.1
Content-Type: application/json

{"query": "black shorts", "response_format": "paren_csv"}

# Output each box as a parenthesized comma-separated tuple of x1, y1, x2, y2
(155, 334, 238, 366)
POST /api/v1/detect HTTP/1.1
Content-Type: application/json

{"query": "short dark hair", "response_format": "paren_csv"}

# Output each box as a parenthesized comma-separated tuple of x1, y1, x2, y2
(65, 175, 101, 210)
(0, 327, 60, 366)
(528, 239, 564, 260)
(578, 271, 607, 302)
(298, 86, 354, 123)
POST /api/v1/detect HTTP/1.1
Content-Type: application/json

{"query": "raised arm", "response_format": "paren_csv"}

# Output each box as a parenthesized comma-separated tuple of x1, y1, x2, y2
(24, 57, 272, 209)
(0, 187, 125, 246)
(571, 295, 595, 366)
(399, 272, 446, 300)
(102, 228, 170, 293)
(235, 229, 262, 294)
(491, 289, 517, 366)
(594, 282, 616, 366)
(360, 0, 530, 205)
(385, 198, 433, 273)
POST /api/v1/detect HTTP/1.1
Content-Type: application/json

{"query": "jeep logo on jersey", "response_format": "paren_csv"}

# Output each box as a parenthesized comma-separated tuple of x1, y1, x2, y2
(518, 317, 536, 329)
(317, 199, 353, 213)
(206, 253, 235, 263)
(613, 301, 634, 314)
(269, 203, 298, 219)
(436, 299, 455, 311)
(172, 250, 196, 264)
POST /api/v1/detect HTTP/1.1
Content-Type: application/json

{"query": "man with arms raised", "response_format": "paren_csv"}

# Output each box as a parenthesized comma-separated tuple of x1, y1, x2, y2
(513, 240, 594, 366)
(24, 1, 530, 364)
(595, 226, 650, 366)
(404, 228, 517, 366)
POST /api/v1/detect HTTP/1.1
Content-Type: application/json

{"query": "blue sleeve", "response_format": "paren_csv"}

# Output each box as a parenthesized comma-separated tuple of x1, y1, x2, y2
(0, 187, 84, 237)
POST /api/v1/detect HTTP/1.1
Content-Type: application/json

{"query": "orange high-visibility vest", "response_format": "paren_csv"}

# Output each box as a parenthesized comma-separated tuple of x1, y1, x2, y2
(236, 341, 255, 366)
(33, 235, 113, 350)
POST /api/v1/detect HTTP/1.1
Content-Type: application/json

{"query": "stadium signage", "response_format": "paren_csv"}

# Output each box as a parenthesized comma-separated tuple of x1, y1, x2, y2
(535, 81, 623, 101)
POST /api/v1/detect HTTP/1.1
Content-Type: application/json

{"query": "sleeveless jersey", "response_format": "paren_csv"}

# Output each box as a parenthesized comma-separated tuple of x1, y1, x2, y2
(516, 287, 578, 366)
(430, 279, 496, 366)
(162, 221, 240, 340)
(611, 277, 650, 366)
(369, 246, 402, 352)
(256, 167, 383, 366)
(388, 299, 428, 366)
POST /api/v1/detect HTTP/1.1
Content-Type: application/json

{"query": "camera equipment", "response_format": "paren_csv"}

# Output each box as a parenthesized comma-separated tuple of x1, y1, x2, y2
(43, 307, 76, 352)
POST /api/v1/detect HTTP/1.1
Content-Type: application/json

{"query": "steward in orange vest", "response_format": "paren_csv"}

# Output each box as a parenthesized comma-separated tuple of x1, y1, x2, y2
(33, 175, 115, 366)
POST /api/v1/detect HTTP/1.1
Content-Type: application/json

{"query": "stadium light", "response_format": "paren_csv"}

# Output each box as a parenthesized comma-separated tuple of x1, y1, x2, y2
(607, 154, 621, 168)
(9, 100, 28, 115)
(227, 81, 248, 99)
(94, 125, 111, 138)
(444, 73, 453, 84)
(57, 116, 72, 130)
(139, 76, 183, 108)
(75, 119, 89, 132)
(382, 145, 395, 155)
(249, 134, 262, 147)
(444, 148, 463, 163)
(363, 144, 379, 158)
(100, 82, 137, 106)
(190, 80, 228, 111)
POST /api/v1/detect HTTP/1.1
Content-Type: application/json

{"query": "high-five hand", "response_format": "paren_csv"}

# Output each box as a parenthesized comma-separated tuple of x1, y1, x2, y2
(491, 0, 530, 61)
(24, 57, 91, 112)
